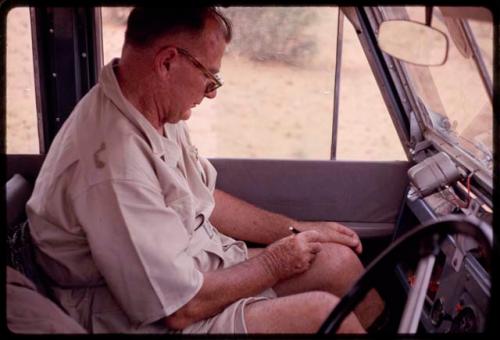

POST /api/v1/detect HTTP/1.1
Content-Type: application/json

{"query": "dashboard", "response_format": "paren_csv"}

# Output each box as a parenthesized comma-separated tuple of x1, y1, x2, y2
(400, 152, 492, 333)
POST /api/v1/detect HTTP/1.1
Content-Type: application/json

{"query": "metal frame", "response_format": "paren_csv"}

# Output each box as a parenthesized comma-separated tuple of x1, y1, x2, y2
(461, 19, 493, 104)
(349, 7, 413, 160)
(30, 7, 102, 153)
(330, 9, 344, 160)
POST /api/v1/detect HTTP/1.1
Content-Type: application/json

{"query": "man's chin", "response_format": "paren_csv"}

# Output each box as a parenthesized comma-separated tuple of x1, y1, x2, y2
(181, 108, 192, 121)
(165, 109, 191, 124)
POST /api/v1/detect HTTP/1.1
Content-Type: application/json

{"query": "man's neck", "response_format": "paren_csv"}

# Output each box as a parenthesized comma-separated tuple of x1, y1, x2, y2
(114, 60, 165, 134)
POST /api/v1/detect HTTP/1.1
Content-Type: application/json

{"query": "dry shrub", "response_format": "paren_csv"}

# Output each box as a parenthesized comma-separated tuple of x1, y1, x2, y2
(103, 7, 132, 26)
(221, 7, 318, 66)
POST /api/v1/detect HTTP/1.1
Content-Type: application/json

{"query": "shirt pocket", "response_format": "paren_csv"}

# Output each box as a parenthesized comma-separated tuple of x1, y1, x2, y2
(186, 222, 225, 272)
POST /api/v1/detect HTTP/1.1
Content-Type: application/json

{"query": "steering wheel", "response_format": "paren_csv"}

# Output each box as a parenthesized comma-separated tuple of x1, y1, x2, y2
(318, 215, 493, 334)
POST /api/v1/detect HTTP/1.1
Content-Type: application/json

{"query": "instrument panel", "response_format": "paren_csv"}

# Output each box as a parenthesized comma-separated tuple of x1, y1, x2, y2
(401, 152, 492, 333)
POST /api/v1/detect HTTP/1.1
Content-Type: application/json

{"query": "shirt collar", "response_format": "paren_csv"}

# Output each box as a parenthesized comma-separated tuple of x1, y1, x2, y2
(99, 59, 180, 167)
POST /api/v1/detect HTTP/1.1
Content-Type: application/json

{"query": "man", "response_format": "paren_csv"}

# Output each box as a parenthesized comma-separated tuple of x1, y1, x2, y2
(27, 7, 384, 334)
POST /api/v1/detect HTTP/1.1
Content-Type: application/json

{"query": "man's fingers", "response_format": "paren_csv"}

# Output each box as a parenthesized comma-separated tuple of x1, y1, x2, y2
(309, 242, 322, 254)
(299, 230, 322, 242)
(355, 242, 363, 254)
(295, 224, 363, 254)
(335, 233, 363, 254)
(334, 223, 358, 238)
(338, 226, 356, 237)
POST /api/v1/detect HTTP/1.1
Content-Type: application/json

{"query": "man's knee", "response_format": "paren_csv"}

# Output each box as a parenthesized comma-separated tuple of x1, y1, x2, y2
(315, 243, 364, 280)
(321, 243, 363, 272)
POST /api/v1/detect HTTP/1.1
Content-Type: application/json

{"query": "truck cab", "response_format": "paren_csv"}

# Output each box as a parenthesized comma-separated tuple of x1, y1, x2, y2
(4, 2, 497, 334)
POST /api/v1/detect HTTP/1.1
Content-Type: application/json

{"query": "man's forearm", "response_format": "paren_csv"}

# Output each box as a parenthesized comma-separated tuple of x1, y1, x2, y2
(164, 252, 280, 329)
(164, 229, 325, 330)
(210, 189, 296, 245)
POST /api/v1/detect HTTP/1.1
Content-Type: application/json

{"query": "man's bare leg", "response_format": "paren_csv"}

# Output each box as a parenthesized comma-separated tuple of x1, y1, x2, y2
(248, 243, 385, 329)
(244, 291, 365, 333)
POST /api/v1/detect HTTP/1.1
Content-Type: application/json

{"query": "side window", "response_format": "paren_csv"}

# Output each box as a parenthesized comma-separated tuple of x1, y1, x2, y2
(337, 15, 407, 161)
(6, 7, 39, 154)
(101, 7, 132, 65)
(100, 7, 407, 161)
(188, 7, 336, 159)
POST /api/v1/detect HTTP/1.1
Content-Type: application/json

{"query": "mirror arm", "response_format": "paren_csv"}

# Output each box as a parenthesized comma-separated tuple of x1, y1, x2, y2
(425, 6, 433, 27)
(461, 20, 493, 104)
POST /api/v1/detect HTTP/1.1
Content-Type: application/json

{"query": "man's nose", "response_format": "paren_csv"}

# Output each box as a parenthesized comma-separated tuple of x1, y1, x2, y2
(204, 89, 217, 99)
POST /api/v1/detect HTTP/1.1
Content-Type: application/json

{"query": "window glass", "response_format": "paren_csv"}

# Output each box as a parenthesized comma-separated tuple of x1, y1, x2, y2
(6, 7, 39, 154)
(336, 13, 407, 161)
(101, 6, 407, 160)
(101, 7, 132, 65)
(191, 6, 336, 159)
(400, 7, 493, 172)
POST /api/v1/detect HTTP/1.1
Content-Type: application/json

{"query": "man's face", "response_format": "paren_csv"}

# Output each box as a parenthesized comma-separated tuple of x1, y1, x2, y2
(165, 19, 227, 123)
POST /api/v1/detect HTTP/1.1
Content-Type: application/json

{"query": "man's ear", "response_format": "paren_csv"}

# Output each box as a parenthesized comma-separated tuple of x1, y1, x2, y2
(154, 46, 177, 77)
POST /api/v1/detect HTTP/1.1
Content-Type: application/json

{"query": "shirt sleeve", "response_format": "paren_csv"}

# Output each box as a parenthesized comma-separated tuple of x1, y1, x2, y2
(72, 178, 203, 327)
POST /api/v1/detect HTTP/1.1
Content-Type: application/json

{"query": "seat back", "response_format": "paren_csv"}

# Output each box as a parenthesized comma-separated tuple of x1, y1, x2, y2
(6, 174, 51, 297)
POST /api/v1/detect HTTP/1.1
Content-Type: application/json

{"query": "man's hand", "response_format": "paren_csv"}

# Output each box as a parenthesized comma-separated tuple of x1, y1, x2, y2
(260, 230, 323, 281)
(296, 221, 362, 254)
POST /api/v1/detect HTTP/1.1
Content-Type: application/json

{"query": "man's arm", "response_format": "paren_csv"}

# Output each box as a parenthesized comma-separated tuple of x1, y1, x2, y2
(210, 189, 362, 253)
(164, 230, 322, 330)
(209, 189, 294, 245)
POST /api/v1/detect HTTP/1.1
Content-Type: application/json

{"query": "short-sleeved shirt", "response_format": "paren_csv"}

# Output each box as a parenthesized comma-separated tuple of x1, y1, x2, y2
(26, 59, 270, 333)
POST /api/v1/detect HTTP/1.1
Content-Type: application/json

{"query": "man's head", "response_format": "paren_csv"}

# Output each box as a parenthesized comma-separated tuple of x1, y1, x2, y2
(117, 7, 232, 127)
(124, 7, 232, 49)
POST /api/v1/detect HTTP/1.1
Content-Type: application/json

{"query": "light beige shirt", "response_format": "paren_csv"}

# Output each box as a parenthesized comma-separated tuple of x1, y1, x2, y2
(26, 59, 247, 333)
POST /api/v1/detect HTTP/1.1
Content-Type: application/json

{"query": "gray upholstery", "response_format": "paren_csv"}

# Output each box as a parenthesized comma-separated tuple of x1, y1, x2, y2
(6, 154, 45, 185)
(212, 159, 410, 237)
(6, 174, 32, 228)
(7, 266, 87, 334)
(5, 174, 86, 333)
(5, 174, 50, 296)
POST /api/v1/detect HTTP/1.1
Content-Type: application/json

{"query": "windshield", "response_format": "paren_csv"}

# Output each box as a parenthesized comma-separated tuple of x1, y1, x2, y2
(380, 7, 493, 173)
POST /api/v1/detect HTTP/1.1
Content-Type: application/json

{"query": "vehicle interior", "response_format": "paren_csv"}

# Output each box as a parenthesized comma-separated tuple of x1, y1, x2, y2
(3, 2, 497, 335)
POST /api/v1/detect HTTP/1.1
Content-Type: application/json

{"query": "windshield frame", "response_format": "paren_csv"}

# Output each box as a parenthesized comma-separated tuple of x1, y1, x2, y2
(369, 6, 494, 200)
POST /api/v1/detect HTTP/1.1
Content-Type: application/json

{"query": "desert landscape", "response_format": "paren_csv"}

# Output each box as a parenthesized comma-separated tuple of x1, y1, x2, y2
(6, 6, 492, 163)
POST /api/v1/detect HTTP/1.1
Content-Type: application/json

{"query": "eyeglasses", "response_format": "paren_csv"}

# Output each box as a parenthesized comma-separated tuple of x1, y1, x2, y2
(175, 47, 223, 94)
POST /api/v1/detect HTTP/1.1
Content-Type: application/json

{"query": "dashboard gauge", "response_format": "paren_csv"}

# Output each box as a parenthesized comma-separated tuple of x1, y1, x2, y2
(450, 307, 478, 333)
(430, 298, 445, 327)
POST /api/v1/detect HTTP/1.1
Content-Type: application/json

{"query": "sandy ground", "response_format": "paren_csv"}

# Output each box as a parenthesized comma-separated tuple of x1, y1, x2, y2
(6, 7, 492, 163)
(6, 7, 39, 153)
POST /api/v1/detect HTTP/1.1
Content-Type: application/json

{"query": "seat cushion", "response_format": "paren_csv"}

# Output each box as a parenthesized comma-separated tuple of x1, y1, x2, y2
(6, 266, 87, 334)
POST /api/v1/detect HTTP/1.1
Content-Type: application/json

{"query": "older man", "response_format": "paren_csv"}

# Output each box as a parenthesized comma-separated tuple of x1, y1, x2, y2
(27, 7, 383, 334)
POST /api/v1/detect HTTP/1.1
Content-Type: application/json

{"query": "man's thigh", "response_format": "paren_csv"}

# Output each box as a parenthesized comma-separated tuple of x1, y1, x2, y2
(244, 291, 364, 333)
(182, 289, 276, 334)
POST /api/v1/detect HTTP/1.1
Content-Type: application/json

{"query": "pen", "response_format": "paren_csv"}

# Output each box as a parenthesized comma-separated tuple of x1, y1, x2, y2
(289, 226, 301, 234)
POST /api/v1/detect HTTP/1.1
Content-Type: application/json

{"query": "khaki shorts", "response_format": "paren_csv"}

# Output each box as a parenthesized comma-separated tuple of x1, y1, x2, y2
(181, 288, 277, 334)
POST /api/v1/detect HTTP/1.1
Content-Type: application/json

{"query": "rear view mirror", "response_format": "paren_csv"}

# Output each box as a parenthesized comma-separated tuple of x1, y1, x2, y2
(378, 20, 449, 66)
